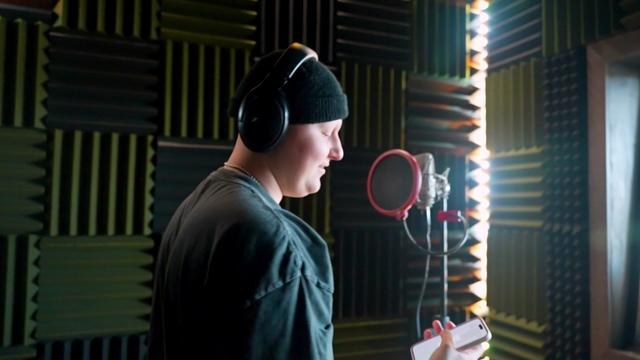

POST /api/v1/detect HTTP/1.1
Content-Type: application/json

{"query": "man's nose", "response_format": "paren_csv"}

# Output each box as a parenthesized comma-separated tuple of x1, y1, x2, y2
(330, 136, 344, 161)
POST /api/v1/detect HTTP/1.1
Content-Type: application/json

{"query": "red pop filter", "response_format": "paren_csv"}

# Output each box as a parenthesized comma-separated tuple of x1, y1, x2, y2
(366, 149, 421, 221)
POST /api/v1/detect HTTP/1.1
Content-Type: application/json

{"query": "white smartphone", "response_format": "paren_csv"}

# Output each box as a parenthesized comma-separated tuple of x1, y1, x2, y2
(410, 317, 491, 360)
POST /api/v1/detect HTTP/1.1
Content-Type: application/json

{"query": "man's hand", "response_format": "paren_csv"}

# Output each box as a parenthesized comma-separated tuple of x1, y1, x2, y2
(423, 320, 488, 360)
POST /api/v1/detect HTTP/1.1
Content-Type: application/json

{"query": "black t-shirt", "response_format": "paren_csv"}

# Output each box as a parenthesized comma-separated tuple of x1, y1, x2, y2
(148, 167, 334, 359)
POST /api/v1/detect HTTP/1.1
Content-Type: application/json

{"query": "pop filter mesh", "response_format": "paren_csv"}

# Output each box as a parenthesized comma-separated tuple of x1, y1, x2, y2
(370, 155, 415, 210)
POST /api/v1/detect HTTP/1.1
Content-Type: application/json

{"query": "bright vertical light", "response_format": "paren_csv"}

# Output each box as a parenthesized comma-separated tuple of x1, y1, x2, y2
(466, 0, 490, 319)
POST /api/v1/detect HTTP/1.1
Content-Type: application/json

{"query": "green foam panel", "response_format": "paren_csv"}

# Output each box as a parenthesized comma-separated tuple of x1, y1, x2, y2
(486, 59, 543, 153)
(338, 61, 405, 150)
(413, 0, 468, 78)
(47, 130, 154, 236)
(0, 127, 46, 235)
(54, 0, 159, 39)
(0, 235, 39, 351)
(160, 0, 257, 49)
(0, 18, 48, 129)
(37, 235, 153, 341)
(162, 41, 251, 140)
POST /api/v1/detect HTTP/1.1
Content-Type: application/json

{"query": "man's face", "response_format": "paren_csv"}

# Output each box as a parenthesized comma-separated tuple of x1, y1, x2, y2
(270, 119, 344, 198)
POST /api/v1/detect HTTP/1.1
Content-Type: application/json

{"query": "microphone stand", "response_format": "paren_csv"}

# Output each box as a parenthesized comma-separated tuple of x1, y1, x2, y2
(405, 169, 471, 340)
(440, 197, 449, 326)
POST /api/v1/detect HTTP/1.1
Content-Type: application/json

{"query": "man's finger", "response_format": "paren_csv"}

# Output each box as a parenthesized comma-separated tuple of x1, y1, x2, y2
(432, 320, 443, 334)
(445, 321, 456, 330)
(423, 328, 433, 340)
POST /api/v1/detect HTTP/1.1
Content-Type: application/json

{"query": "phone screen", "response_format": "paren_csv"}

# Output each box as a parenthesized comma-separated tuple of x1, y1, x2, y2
(410, 318, 491, 360)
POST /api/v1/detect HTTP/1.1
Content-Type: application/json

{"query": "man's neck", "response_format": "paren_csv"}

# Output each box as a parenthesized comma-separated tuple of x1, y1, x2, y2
(225, 152, 283, 204)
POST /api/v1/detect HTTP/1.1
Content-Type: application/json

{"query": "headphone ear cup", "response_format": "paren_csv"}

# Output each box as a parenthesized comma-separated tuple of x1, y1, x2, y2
(238, 88, 289, 152)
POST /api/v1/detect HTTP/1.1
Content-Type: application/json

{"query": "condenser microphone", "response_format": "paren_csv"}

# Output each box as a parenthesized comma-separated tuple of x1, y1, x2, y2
(414, 153, 436, 210)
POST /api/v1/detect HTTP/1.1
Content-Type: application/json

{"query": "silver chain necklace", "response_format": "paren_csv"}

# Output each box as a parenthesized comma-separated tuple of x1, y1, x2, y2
(223, 162, 257, 182)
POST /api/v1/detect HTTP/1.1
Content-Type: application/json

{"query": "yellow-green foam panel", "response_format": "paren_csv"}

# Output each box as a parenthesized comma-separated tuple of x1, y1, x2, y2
(37, 235, 153, 341)
(48, 130, 154, 236)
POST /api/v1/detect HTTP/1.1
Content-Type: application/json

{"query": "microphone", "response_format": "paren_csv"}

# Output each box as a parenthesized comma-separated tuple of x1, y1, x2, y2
(415, 153, 452, 210)
(414, 153, 436, 210)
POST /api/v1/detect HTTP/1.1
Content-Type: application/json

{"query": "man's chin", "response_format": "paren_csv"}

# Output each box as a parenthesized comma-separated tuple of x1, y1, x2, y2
(285, 183, 321, 198)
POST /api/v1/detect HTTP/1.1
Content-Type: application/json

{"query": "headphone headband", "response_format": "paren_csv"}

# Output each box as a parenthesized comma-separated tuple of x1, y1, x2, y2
(259, 43, 318, 90)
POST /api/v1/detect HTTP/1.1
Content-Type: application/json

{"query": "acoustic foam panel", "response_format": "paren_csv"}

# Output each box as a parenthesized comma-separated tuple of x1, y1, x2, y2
(333, 318, 408, 359)
(335, 0, 411, 69)
(259, 0, 335, 64)
(54, 0, 158, 39)
(541, 0, 623, 57)
(161, 41, 251, 140)
(0, 17, 48, 129)
(37, 236, 153, 341)
(487, 0, 542, 72)
(488, 0, 623, 71)
(153, 138, 231, 233)
(489, 148, 545, 229)
(339, 61, 405, 150)
(0, 235, 38, 360)
(489, 144, 544, 339)
(542, 48, 589, 359)
(0, 127, 46, 235)
(487, 228, 548, 324)
(412, 0, 468, 78)
(159, 0, 257, 49)
(487, 309, 548, 360)
(47, 130, 154, 236)
(486, 58, 543, 153)
(38, 333, 147, 360)
(333, 229, 405, 320)
(0, 346, 34, 360)
(47, 29, 160, 134)
(406, 75, 479, 155)
(620, 0, 640, 29)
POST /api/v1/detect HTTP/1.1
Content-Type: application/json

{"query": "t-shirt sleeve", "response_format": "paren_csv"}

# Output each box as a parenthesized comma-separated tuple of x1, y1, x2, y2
(240, 274, 334, 360)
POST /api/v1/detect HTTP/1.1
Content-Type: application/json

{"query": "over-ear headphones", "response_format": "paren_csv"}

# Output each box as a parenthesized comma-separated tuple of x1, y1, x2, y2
(237, 43, 318, 152)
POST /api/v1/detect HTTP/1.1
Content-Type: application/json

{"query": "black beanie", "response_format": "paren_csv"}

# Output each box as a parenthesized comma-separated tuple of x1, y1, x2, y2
(227, 50, 349, 124)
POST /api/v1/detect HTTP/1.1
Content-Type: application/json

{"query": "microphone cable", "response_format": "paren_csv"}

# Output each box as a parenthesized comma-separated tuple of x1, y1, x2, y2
(402, 206, 470, 340)
(410, 209, 431, 340)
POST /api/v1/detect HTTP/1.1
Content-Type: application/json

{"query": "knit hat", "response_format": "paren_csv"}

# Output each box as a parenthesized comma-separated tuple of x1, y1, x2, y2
(227, 50, 349, 124)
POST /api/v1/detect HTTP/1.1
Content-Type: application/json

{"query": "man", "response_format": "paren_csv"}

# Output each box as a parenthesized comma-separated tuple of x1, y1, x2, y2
(147, 42, 485, 360)
(148, 43, 346, 359)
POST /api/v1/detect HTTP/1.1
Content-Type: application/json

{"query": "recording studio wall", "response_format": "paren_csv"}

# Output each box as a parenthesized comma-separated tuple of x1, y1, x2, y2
(0, 1, 486, 359)
(486, 0, 639, 359)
